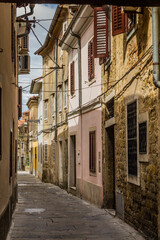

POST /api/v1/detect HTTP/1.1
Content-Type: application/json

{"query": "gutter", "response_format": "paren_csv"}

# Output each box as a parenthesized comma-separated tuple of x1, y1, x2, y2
(70, 29, 82, 107)
(55, 38, 58, 141)
(152, 7, 160, 88)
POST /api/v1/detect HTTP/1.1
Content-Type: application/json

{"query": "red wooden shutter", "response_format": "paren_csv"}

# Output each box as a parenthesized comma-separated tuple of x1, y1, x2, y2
(112, 6, 125, 36)
(94, 7, 108, 58)
(88, 39, 94, 80)
(70, 61, 75, 95)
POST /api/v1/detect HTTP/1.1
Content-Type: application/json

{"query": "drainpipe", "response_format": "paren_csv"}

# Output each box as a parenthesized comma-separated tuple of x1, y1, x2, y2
(152, 7, 160, 88)
(70, 29, 82, 195)
(70, 29, 82, 107)
(16, 4, 35, 20)
(55, 38, 58, 141)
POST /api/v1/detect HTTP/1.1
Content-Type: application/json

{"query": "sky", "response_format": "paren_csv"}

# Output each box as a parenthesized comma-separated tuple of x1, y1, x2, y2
(17, 4, 57, 112)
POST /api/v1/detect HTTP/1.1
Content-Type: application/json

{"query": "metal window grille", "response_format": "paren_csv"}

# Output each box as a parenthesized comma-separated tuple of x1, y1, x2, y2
(106, 98, 114, 119)
(89, 131, 96, 173)
(53, 141, 55, 161)
(44, 101, 48, 120)
(44, 143, 48, 162)
(52, 94, 55, 117)
(139, 121, 147, 154)
(127, 101, 137, 176)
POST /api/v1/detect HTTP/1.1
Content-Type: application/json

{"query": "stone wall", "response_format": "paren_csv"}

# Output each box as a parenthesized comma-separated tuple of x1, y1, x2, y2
(102, 7, 158, 239)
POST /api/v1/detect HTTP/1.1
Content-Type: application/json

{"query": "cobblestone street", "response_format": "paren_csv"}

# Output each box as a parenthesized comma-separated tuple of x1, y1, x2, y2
(7, 172, 145, 240)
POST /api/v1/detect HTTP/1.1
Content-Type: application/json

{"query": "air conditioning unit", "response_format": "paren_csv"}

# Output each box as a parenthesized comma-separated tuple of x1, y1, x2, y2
(121, 6, 142, 13)
(18, 55, 30, 74)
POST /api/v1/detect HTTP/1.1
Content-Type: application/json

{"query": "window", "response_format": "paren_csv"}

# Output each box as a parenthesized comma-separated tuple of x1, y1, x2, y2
(89, 131, 96, 174)
(21, 142, 24, 150)
(22, 35, 28, 49)
(112, 6, 125, 36)
(106, 98, 114, 120)
(125, 13, 136, 34)
(44, 142, 48, 162)
(59, 86, 62, 112)
(70, 61, 75, 95)
(18, 87, 22, 119)
(64, 81, 68, 108)
(139, 121, 147, 154)
(63, 21, 68, 35)
(52, 94, 55, 117)
(88, 38, 94, 80)
(127, 101, 137, 177)
(44, 100, 48, 120)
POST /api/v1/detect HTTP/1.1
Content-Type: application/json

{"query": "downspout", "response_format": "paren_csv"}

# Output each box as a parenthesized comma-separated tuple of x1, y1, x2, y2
(55, 38, 58, 141)
(16, 4, 35, 20)
(70, 29, 82, 196)
(152, 7, 160, 88)
(70, 29, 82, 107)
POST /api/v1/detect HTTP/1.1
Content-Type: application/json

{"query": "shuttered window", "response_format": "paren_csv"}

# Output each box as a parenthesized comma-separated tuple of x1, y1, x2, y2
(125, 13, 136, 34)
(70, 61, 75, 95)
(89, 131, 96, 173)
(44, 100, 48, 120)
(94, 7, 108, 58)
(18, 87, 22, 119)
(112, 6, 125, 36)
(44, 142, 48, 162)
(88, 38, 94, 80)
(127, 101, 137, 176)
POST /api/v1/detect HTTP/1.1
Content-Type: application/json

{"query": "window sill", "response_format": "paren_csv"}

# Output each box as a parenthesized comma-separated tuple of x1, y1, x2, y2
(127, 174, 140, 186)
(88, 78, 96, 86)
(89, 171, 96, 177)
(139, 153, 149, 163)
(71, 94, 76, 99)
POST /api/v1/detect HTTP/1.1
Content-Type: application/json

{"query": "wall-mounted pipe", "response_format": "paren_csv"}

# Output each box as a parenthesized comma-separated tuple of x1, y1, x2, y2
(152, 7, 160, 88)
(17, 4, 35, 20)
(55, 38, 58, 141)
(70, 29, 82, 107)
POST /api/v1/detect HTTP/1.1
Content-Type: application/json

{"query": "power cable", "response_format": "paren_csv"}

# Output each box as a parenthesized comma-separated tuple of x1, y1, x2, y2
(37, 22, 76, 50)
(30, 27, 59, 67)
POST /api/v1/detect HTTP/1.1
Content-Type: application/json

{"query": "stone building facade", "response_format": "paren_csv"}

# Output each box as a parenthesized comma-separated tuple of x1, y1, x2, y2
(35, 5, 72, 189)
(100, 6, 158, 239)
(27, 96, 38, 176)
(18, 111, 29, 170)
(0, 3, 18, 240)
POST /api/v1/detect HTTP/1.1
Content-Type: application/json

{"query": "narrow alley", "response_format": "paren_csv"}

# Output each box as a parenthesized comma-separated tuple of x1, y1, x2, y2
(7, 172, 145, 240)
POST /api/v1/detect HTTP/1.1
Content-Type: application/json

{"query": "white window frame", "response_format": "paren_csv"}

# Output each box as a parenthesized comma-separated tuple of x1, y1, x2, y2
(44, 100, 48, 121)
(63, 21, 68, 35)
(44, 141, 48, 162)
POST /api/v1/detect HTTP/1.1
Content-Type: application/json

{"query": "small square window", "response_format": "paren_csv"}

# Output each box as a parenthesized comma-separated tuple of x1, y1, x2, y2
(139, 121, 147, 154)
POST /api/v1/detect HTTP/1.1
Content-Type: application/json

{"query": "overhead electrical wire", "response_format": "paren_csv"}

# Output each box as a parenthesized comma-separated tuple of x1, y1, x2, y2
(37, 22, 76, 50)
(31, 27, 60, 67)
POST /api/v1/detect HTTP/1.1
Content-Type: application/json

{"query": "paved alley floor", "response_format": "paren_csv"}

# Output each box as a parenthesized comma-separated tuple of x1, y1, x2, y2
(7, 171, 145, 240)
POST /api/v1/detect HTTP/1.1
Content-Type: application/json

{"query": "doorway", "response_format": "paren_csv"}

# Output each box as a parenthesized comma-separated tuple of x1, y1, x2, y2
(59, 141, 63, 185)
(104, 125, 115, 209)
(70, 135, 76, 188)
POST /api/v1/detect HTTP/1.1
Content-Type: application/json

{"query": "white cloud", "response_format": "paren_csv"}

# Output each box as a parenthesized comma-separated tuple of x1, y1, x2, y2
(17, 4, 57, 112)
